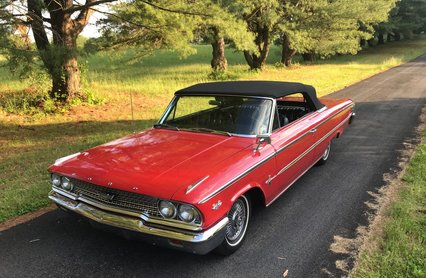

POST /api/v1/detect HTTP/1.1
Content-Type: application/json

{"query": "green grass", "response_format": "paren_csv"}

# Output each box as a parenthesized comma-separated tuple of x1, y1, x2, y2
(351, 130, 426, 278)
(1, 37, 426, 223)
(0, 120, 155, 222)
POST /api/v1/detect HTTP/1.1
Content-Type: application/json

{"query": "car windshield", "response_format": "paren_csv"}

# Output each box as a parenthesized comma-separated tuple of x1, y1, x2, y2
(159, 95, 273, 135)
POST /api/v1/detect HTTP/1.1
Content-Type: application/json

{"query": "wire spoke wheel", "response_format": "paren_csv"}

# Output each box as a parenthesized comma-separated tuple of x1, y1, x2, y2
(225, 196, 249, 247)
(317, 141, 331, 166)
(322, 142, 331, 160)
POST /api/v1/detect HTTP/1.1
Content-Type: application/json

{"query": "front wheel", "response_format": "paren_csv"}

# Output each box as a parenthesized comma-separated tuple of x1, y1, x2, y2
(214, 195, 250, 255)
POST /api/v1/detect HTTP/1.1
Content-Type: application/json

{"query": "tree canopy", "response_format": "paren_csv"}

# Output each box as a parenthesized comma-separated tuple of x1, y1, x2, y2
(0, 0, 423, 104)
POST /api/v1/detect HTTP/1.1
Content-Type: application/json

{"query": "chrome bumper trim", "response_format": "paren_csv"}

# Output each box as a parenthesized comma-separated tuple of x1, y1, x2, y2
(49, 191, 228, 245)
(51, 187, 203, 231)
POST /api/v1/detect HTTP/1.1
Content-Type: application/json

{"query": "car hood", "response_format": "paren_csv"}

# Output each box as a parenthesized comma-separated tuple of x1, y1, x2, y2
(49, 128, 252, 200)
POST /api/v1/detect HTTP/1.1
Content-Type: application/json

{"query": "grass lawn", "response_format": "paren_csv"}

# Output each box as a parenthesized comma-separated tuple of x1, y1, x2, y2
(1, 37, 426, 223)
(351, 129, 426, 278)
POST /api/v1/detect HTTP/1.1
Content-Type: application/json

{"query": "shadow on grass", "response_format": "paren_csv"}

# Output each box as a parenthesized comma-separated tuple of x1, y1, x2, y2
(1, 119, 157, 148)
(0, 119, 158, 222)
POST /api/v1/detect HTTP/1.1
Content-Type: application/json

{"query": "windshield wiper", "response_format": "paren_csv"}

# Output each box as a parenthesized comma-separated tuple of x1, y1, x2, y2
(153, 123, 180, 131)
(185, 127, 232, 137)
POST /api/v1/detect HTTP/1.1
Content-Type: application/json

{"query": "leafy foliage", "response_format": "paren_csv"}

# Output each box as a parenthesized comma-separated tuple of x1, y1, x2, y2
(281, 0, 396, 58)
(96, 0, 256, 61)
(0, 0, 423, 106)
(388, 0, 426, 37)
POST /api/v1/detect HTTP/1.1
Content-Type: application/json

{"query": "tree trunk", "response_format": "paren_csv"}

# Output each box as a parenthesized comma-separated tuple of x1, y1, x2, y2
(210, 28, 227, 71)
(50, 54, 81, 101)
(367, 38, 375, 47)
(302, 53, 315, 62)
(243, 25, 270, 70)
(47, 23, 81, 102)
(360, 39, 366, 47)
(281, 34, 296, 67)
(28, 0, 94, 103)
(378, 34, 385, 44)
(387, 33, 392, 42)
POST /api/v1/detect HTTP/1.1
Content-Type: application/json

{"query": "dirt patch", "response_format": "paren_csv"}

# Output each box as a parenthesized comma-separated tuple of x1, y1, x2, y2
(325, 106, 426, 277)
(0, 204, 57, 232)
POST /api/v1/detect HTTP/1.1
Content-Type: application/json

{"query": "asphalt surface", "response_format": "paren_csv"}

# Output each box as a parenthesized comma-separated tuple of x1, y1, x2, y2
(1, 55, 425, 278)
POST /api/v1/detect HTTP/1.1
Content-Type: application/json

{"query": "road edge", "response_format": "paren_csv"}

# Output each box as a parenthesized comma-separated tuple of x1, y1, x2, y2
(324, 106, 426, 276)
(0, 204, 57, 232)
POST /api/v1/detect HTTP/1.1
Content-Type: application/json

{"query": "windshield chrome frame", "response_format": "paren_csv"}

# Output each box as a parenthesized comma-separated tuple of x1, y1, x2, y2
(157, 94, 276, 138)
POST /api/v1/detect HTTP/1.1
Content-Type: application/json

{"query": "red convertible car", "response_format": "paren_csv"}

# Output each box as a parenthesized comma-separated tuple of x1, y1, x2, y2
(48, 81, 355, 255)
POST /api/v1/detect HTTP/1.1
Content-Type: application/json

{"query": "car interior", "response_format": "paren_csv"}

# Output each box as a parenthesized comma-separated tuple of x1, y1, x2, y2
(165, 94, 315, 135)
(273, 94, 313, 130)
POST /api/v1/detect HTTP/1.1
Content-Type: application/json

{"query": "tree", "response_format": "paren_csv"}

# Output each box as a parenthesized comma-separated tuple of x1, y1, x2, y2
(202, 1, 256, 72)
(237, 0, 281, 70)
(278, 0, 396, 66)
(1, 0, 119, 102)
(95, 0, 205, 59)
(98, 0, 255, 73)
(386, 0, 426, 39)
(209, 27, 227, 71)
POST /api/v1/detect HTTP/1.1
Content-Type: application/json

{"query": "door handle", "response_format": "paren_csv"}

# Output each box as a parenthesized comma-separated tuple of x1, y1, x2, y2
(309, 128, 317, 133)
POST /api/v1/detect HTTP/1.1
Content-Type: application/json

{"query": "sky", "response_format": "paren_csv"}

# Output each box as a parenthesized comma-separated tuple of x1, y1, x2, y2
(81, 11, 104, 38)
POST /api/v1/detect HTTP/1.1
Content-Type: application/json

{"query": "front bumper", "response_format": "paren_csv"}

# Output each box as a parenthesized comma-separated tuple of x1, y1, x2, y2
(48, 191, 228, 255)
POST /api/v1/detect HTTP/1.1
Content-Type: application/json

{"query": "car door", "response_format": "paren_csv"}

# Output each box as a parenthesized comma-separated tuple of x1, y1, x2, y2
(267, 113, 319, 203)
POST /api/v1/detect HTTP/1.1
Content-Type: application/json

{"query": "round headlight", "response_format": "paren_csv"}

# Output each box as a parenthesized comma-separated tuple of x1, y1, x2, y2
(178, 204, 199, 223)
(159, 201, 176, 218)
(51, 174, 61, 187)
(61, 177, 73, 191)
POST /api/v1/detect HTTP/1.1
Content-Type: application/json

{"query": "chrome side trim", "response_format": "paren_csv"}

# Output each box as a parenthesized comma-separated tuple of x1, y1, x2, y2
(186, 176, 210, 194)
(266, 107, 353, 206)
(317, 106, 327, 113)
(49, 191, 228, 243)
(271, 113, 351, 181)
(266, 156, 323, 206)
(198, 104, 353, 204)
(54, 152, 81, 166)
(158, 96, 178, 124)
(198, 151, 276, 204)
(268, 99, 277, 134)
(274, 103, 353, 156)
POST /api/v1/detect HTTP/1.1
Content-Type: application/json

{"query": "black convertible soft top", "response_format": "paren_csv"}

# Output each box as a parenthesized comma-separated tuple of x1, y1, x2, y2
(175, 81, 324, 110)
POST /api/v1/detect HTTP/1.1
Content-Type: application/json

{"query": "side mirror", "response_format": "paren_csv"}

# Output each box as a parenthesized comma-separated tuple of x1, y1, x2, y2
(208, 100, 222, 106)
(256, 134, 271, 144)
(254, 134, 271, 152)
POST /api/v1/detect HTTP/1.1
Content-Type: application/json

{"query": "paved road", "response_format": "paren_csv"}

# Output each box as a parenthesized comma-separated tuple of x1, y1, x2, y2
(1, 56, 425, 278)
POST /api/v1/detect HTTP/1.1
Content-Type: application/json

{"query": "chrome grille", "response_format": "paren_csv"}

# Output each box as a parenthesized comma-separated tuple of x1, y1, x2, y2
(70, 178, 161, 217)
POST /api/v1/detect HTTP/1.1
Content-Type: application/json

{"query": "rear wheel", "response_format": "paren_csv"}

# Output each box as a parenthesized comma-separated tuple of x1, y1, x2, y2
(316, 141, 331, 166)
(214, 195, 250, 255)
